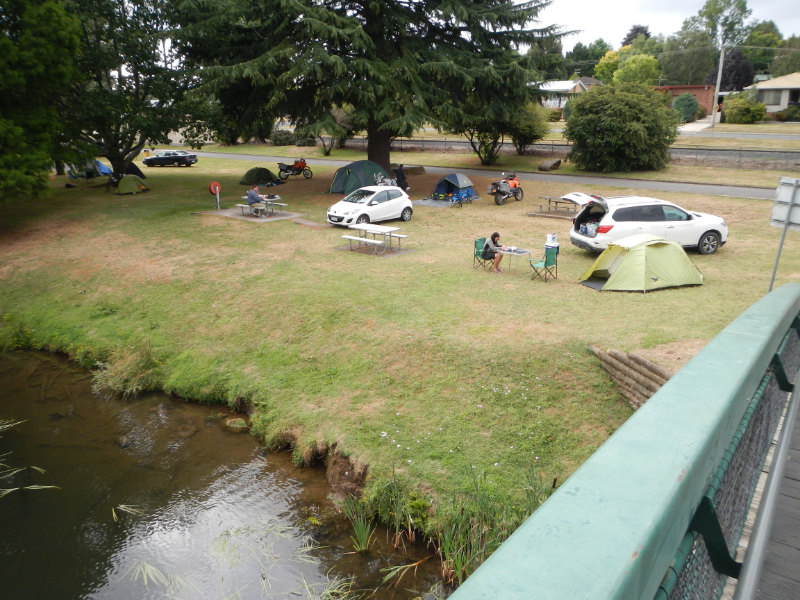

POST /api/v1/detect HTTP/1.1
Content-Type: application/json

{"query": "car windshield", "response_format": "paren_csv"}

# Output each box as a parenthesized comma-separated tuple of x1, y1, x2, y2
(342, 190, 373, 204)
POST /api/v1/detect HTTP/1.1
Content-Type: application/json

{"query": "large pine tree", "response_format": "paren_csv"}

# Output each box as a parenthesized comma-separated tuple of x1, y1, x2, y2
(176, 0, 559, 170)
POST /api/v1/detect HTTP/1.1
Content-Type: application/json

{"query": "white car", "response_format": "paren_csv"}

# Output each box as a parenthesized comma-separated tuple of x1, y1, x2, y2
(567, 192, 729, 255)
(326, 185, 413, 226)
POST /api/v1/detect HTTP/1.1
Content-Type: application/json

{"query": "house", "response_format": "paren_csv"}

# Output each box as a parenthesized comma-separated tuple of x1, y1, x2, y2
(653, 85, 716, 116)
(744, 72, 800, 113)
(537, 79, 589, 109)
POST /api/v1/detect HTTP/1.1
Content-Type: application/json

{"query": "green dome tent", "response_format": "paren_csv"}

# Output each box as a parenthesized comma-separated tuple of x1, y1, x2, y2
(239, 167, 281, 186)
(114, 175, 149, 195)
(329, 160, 389, 194)
(579, 234, 703, 292)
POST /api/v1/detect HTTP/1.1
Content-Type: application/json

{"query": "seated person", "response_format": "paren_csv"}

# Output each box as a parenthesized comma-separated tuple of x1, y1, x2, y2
(246, 184, 266, 216)
(483, 232, 506, 273)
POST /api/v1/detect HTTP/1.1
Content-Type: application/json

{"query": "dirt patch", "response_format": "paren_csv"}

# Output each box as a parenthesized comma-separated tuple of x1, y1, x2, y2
(635, 339, 708, 376)
(325, 450, 368, 498)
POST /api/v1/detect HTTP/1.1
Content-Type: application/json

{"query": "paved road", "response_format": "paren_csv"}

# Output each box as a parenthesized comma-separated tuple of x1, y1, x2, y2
(197, 150, 777, 200)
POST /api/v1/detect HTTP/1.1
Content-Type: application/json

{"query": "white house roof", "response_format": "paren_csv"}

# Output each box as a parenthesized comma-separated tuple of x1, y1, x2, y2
(745, 72, 800, 90)
(538, 80, 589, 94)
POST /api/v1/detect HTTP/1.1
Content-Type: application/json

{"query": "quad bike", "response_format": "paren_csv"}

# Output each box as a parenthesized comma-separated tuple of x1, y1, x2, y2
(277, 158, 312, 180)
(487, 172, 523, 205)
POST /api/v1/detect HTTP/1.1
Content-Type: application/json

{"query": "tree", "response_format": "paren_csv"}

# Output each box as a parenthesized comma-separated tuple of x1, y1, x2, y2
(743, 21, 782, 74)
(0, 0, 80, 198)
(621, 25, 651, 47)
(62, 0, 195, 176)
(564, 39, 612, 78)
(673, 93, 700, 122)
(685, 0, 752, 46)
(508, 102, 550, 155)
(613, 54, 660, 85)
(564, 83, 678, 172)
(706, 47, 755, 91)
(771, 35, 800, 77)
(594, 50, 622, 84)
(176, 0, 559, 172)
(660, 26, 717, 85)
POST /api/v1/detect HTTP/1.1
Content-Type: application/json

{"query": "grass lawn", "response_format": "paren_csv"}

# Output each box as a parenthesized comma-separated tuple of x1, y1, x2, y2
(2, 153, 800, 575)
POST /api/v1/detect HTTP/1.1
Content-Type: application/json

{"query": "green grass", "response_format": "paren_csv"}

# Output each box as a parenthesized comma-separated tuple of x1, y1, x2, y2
(2, 153, 800, 574)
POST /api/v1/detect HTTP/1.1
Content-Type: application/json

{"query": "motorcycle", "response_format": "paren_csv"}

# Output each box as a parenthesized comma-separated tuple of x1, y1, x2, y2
(277, 158, 312, 180)
(487, 172, 523, 205)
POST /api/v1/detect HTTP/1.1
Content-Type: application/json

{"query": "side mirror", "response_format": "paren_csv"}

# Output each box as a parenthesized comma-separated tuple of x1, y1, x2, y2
(368, 200, 377, 206)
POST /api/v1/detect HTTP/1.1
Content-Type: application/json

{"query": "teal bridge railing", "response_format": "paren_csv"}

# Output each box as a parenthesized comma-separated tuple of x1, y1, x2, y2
(451, 283, 800, 600)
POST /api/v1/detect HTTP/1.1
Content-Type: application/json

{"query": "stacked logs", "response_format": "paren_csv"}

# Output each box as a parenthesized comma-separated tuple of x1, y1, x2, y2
(590, 347, 673, 409)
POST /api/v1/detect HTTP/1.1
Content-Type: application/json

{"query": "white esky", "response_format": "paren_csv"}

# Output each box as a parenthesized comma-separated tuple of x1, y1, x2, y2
(537, 0, 799, 53)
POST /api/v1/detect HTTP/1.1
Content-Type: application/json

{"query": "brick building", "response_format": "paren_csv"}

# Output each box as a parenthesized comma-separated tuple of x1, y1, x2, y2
(653, 85, 716, 115)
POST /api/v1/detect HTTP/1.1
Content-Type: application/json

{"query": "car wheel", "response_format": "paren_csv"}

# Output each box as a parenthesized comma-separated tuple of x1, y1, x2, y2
(698, 231, 720, 255)
(173, 160, 180, 167)
(400, 207, 412, 221)
(513, 188, 524, 201)
(494, 193, 505, 206)
(302, 168, 313, 179)
(279, 170, 290, 180)
(356, 214, 370, 224)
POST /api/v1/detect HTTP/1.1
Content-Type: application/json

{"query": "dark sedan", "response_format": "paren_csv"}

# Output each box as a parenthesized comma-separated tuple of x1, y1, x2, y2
(143, 150, 198, 167)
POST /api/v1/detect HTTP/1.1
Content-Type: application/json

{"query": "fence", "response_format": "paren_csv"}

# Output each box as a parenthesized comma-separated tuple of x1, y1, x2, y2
(451, 283, 800, 600)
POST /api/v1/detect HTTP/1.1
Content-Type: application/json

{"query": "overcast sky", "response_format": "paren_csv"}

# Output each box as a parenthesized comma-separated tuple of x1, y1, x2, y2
(537, 0, 799, 53)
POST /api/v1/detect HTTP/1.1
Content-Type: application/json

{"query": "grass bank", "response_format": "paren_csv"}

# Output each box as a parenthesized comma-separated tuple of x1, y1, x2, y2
(1, 155, 799, 580)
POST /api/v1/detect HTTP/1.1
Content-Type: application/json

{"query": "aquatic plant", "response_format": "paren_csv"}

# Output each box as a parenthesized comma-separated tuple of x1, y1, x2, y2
(0, 419, 60, 500)
(342, 495, 375, 553)
(111, 504, 142, 523)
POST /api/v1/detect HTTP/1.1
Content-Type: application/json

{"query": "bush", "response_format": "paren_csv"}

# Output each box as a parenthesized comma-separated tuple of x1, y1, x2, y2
(270, 130, 296, 146)
(508, 102, 550, 155)
(548, 109, 562, 122)
(564, 83, 679, 172)
(294, 133, 317, 146)
(723, 93, 767, 124)
(776, 103, 800, 122)
(673, 93, 699, 123)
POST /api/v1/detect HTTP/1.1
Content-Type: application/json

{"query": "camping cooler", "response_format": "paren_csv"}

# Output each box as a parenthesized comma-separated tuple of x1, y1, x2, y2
(545, 233, 560, 255)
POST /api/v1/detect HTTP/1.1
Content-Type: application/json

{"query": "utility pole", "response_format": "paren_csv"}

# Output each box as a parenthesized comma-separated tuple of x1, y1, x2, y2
(710, 44, 725, 136)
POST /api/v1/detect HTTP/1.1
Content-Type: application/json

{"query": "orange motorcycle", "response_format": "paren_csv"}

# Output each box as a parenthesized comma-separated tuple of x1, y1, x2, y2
(487, 171, 523, 205)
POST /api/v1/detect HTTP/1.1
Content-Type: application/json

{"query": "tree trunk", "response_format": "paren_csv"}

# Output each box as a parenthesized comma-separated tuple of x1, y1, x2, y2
(366, 117, 392, 172)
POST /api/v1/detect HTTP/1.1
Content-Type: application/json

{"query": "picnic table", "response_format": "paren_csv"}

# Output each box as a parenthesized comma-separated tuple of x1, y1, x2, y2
(237, 195, 287, 217)
(347, 223, 408, 251)
(538, 196, 578, 214)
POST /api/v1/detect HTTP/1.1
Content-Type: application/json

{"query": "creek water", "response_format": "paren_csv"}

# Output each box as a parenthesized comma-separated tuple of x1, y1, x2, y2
(0, 352, 444, 599)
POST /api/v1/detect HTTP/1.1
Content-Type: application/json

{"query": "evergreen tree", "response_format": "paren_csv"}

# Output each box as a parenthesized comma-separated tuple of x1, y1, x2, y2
(743, 21, 782, 74)
(564, 39, 611, 78)
(0, 0, 80, 198)
(175, 0, 559, 171)
(621, 25, 651, 47)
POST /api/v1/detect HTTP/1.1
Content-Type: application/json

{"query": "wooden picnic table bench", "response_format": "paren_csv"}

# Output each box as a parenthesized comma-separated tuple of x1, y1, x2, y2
(538, 196, 578, 214)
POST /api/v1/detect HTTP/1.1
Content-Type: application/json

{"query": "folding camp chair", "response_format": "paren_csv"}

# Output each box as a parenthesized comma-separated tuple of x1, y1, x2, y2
(474, 237, 493, 270)
(530, 246, 558, 281)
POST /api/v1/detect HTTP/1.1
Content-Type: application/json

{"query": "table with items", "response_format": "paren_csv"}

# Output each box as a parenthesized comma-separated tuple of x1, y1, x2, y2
(498, 246, 532, 270)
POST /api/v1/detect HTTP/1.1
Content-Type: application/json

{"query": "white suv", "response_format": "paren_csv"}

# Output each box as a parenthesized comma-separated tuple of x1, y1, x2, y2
(567, 192, 729, 254)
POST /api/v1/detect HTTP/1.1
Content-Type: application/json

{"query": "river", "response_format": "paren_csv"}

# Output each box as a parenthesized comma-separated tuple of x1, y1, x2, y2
(0, 351, 444, 599)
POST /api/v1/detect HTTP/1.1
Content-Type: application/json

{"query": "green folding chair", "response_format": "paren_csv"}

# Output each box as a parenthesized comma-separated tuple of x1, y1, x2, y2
(473, 237, 492, 270)
(530, 246, 558, 281)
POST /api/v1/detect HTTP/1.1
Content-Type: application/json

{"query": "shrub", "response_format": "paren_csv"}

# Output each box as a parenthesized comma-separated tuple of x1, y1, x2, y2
(776, 103, 800, 122)
(564, 83, 679, 172)
(723, 93, 767, 124)
(548, 109, 562, 122)
(508, 102, 551, 155)
(270, 130, 296, 146)
(673, 93, 699, 123)
(294, 133, 317, 146)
